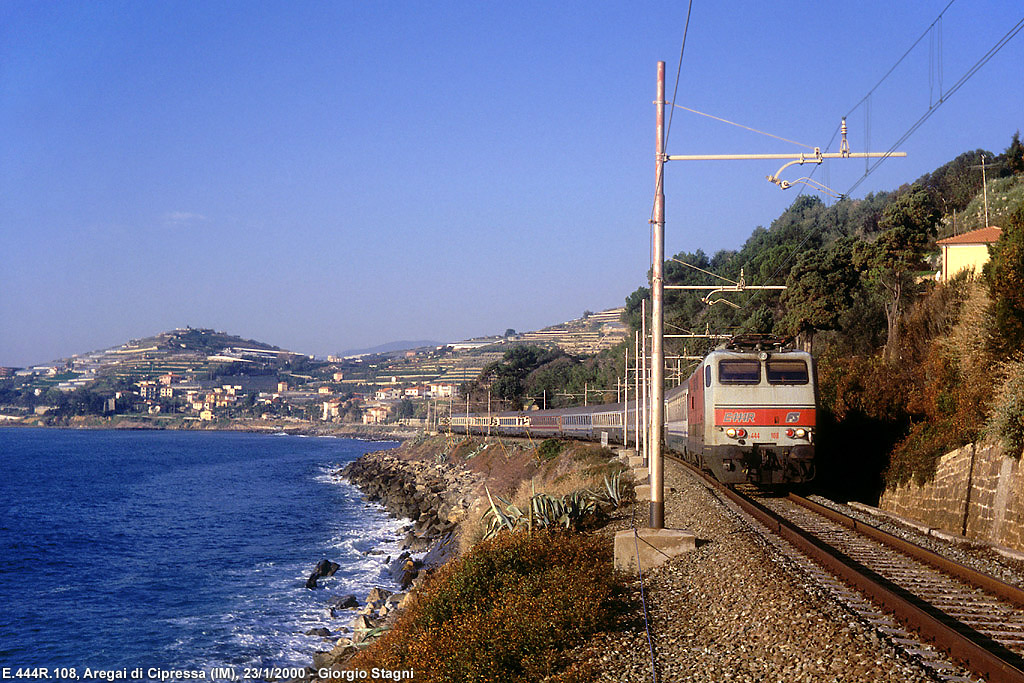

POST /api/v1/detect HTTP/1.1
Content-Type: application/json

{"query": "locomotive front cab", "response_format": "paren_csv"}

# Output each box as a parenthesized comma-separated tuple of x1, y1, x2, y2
(702, 339, 816, 485)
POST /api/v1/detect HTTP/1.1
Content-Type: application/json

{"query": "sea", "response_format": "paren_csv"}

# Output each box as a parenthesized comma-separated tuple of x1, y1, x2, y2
(0, 428, 405, 680)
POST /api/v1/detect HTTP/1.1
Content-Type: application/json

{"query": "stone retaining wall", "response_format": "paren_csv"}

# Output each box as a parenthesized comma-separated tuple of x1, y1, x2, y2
(879, 442, 1024, 551)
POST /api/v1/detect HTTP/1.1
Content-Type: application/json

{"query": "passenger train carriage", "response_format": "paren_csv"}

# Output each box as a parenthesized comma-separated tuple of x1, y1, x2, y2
(443, 334, 815, 486)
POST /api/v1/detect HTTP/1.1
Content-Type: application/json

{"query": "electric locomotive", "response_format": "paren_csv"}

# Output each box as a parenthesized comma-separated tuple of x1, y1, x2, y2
(669, 334, 815, 485)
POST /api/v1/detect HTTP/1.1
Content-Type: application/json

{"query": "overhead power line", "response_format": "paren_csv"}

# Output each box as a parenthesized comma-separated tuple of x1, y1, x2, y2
(845, 14, 1024, 196)
(751, 8, 1024, 307)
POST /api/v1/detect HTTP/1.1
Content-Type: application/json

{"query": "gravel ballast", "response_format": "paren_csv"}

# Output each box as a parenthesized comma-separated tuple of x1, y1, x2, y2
(576, 461, 942, 682)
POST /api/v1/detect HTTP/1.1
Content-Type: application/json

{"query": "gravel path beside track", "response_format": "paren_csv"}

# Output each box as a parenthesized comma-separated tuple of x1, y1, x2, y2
(576, 460, 942, 683)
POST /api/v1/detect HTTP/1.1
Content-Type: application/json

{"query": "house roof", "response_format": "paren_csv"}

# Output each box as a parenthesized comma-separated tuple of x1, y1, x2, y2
(937, 226, 1002, 246)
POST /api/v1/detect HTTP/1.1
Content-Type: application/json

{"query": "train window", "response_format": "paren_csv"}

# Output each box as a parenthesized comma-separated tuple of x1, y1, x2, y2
(704, 365, 711, 388)
(718, 359, 761, 384)
(766, 359, 809, 384)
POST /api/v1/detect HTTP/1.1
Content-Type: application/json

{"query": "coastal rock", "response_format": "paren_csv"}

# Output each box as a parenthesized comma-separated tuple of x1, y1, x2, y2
(315, 559, 341, 577)
(366, 587, 393, 603)
(305, 627, 332, 638)
(311, 638, 358, 675)
(421, 532, 458, 568)
(350, 614, 379, 645)
(399, 560, 421, 589)
(403, 531, 432, 553)
(327, 594, 359, 609)
(387, 552, 411, 578)
(311, 651, 334, 671)
(389, 557, 422, 585)
(305, 559, 341, 589)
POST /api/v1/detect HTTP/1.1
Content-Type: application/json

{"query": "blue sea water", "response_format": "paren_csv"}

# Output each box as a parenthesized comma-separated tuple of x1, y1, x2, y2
(0, 428, 403, 678)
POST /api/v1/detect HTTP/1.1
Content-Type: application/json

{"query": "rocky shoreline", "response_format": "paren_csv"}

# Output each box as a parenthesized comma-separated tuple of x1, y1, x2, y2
(298, 446, 485, 676)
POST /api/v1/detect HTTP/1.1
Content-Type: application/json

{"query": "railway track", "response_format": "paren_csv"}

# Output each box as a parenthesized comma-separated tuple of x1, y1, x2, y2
(669, 454, 1024, 683)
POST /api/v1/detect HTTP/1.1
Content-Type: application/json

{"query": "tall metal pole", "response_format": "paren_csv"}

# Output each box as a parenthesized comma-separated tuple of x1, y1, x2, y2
(634, 331, 640, 449)
(982, 155, 990, 226)
(650, 61, 666, 529)
(641, 299, 648, 465)
(623, 344, 628, 445)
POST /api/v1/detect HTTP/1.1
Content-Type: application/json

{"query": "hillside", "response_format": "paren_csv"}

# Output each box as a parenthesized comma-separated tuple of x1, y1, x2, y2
(0, 305, 630, 428)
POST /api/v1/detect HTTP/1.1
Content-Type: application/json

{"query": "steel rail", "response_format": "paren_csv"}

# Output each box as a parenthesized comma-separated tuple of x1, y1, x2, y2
(671, 456, 1024, 683)
(789, 493, 1024, 610)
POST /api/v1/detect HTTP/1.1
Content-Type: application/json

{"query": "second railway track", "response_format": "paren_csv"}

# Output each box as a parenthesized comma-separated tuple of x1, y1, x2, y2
(668, 452, 1024, 682)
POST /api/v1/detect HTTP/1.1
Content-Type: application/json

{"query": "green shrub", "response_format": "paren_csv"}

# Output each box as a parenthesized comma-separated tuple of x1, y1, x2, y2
(345, 529, 620, 683)
(985, 358, 1024, 459)
(536, 438, 564, 461)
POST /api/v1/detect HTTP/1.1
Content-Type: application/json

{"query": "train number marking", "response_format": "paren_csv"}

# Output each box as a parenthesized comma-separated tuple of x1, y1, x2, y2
(721, 412, 756, 423)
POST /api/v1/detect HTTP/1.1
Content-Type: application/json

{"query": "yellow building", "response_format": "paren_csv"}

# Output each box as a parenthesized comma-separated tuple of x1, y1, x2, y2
(937, 226, 1002, 282)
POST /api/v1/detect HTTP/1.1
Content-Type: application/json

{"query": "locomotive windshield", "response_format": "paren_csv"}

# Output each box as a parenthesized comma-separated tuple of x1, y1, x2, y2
(717, 357, 810, 385)
(766, 359, 809, 384)
(718, 359, 760, 384)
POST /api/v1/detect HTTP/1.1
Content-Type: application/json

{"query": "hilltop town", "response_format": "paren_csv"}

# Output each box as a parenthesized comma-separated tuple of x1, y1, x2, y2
(0, 309, 627, 431)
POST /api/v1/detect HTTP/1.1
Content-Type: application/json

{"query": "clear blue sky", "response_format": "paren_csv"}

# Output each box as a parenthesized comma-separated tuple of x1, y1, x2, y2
(2, 1, 1022, 367)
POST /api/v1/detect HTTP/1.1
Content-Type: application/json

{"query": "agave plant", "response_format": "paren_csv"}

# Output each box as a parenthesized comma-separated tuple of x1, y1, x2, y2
(354, 625, 389, 648)
(483, 485, 602, 539)
(482, 487, 526, 539)
(559, 490, 598, 527)
(602, 471, 623, 507)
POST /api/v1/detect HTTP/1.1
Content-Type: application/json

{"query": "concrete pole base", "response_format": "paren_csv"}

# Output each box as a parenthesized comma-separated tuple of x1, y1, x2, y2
(613, 528, 696, 573)
(616, 448, 636, 459)
(631, 467, 649, 483)
(635, 484, 651, 500)
(628, 455, 645, 468)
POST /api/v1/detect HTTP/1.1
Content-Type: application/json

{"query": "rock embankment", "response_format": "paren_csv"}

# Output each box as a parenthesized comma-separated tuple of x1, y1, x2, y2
(301, 447, 484, 678)
(341, 449, 482, 554)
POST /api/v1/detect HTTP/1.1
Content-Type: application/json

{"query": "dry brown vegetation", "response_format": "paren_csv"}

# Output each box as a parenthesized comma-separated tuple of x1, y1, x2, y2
(445, 436, 628, 555)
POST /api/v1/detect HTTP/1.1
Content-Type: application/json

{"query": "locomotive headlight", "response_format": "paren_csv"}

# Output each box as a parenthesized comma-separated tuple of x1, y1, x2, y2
(795, 428, 807, 438)
(726, 427, 738, 438)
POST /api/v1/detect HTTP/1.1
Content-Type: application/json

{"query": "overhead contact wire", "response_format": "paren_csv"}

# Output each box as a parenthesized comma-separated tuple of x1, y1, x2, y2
(743, 8, 1023, 315)
(845, 14, 1024, 196)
